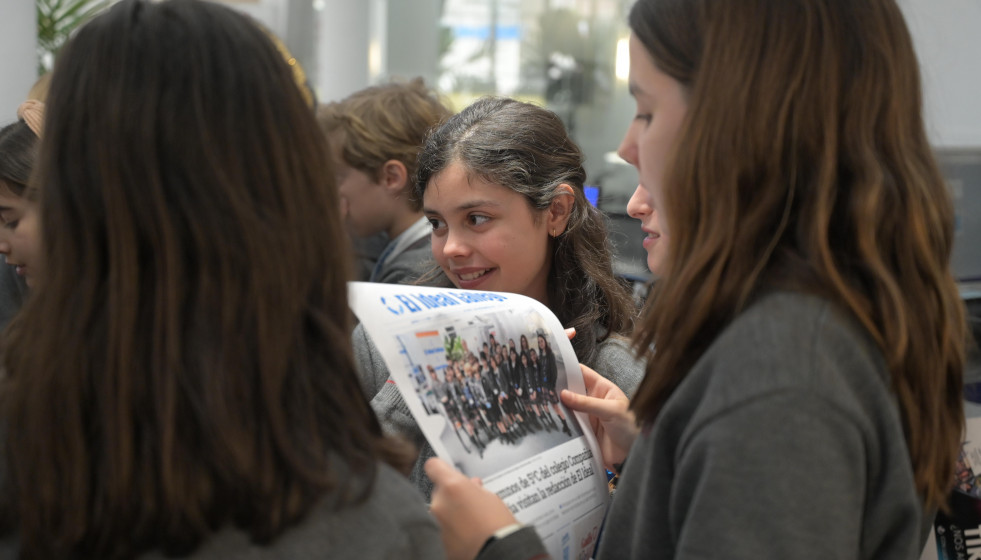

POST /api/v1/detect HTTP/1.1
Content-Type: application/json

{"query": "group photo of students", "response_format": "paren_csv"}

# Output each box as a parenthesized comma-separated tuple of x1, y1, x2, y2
(411, 323, 579, 461)
(0, 0, 975, 558)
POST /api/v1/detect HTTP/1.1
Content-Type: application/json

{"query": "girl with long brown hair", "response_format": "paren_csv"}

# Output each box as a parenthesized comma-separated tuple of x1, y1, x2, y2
(0, 0, 443, 558)
(424, 0, 967, 559)
(354, 97, 645, 499)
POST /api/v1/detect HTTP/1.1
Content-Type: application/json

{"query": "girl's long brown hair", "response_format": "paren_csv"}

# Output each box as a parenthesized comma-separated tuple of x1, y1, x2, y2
(629, 0, 965, 511)
(0, 0, 411, 557)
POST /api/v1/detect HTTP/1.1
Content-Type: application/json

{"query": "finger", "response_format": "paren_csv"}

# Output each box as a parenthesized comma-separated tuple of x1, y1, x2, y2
(561, 389, 625, 420)
(564, 327, 576, 340)
(578, 364, 624, 398)
(425, 457, 467, 487)
(579, 364, 606, 389)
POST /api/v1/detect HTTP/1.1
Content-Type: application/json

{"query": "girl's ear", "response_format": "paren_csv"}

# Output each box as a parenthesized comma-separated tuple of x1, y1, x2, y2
(546, 183, 576, 236)
(379, 159, 410, 195)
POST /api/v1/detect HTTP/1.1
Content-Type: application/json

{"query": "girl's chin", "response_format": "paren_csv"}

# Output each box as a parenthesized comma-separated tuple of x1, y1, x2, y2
(647, 256, 665, 278)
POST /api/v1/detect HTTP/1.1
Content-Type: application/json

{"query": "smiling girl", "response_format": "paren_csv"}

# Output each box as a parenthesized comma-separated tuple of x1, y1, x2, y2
(414, 98, 640, 377)
(353, 97, 644, 497)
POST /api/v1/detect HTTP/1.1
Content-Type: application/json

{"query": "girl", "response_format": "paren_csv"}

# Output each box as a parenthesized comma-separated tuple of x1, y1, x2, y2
(498, 347, 523, 431)
(426, 0, 966, 559)
(0, 101, 43, 322)
(0, 0, 443, 558)
(516, 351, 538, 424)
(538, 333, 568, 432)
(353, 97, 645, 497)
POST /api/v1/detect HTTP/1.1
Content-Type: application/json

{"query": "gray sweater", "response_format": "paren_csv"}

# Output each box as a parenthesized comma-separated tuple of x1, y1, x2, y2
(352, 323, 646, 499)
(370, 217, 434, 285)
(0, 463, 444, 559)
(488, 291, 927, 560)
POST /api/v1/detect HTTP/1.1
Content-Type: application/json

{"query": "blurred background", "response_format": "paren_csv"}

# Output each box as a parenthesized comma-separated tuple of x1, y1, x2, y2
(2, 0, 980, 289)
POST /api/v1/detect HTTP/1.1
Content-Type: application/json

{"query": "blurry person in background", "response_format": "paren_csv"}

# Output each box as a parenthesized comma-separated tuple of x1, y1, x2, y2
(318, 79, 453, 285)
(0, 100, 44, 327)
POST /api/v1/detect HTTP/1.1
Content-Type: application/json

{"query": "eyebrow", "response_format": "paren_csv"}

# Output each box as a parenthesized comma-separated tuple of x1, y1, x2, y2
(424, 199, 503, 214)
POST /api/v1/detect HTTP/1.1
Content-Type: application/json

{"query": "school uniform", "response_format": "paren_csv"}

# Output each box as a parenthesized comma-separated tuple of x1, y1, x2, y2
(539, 348, 560, 403)
(482, 292, 930, 560)
(369, 217, 432, 285)
(0, 463, 444, 559)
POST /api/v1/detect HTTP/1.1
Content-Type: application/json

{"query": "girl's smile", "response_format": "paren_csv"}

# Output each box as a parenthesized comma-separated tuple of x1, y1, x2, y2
(424, 162, 560, 303)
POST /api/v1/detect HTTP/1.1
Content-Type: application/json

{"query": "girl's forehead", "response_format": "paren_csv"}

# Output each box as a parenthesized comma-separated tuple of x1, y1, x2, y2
(424, 163, 516, 208)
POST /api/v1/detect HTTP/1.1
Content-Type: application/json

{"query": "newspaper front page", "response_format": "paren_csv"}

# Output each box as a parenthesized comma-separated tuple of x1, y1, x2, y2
(350, 282, 610, 559)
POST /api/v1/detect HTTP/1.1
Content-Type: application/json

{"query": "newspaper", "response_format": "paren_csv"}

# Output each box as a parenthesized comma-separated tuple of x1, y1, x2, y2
(349, 282, 611, 559)
(920, 415, 981, 560)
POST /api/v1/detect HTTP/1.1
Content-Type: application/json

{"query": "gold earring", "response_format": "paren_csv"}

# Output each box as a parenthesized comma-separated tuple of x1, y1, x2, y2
(552, 229, 557, 237)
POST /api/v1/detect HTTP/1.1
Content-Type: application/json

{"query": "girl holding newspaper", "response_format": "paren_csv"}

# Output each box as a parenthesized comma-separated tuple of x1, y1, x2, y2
(353, 97, 646, 498)
(425, 0, 967, 558)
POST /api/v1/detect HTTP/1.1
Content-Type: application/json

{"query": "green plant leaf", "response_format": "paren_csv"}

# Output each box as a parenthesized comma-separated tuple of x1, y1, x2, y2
(36, 0, 111, 74)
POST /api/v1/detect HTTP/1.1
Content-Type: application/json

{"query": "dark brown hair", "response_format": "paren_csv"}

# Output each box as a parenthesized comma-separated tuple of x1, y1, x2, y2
(629, 0, 965, 511)
(0, 0, 410, 556)
(0, 121, 38, 198)
(415, 97, 636, 365)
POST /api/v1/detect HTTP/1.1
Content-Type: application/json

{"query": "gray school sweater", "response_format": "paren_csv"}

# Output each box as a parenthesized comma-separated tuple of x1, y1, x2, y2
(0, 463, 444, 559)
(486, 291, 928, 560)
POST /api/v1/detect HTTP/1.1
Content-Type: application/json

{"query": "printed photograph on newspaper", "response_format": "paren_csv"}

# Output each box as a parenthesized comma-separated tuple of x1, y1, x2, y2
(349, 282, 610, 560)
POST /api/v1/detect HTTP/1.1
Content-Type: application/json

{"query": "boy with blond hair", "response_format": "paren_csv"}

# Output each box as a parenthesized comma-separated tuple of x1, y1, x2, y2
(318, 79, 452, 284)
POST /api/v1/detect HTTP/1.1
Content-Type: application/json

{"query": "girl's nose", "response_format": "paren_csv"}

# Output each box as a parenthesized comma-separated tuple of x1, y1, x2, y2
(442, 228, 471, 259)
(626, 184, 652, 219)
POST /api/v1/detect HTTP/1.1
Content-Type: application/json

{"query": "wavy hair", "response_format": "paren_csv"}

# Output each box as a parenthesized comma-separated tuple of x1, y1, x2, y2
(414, 97, 636, 365)
(0, 0, 411, 556)
(317, 78, 452, 211)
(628, 0, 965, 511)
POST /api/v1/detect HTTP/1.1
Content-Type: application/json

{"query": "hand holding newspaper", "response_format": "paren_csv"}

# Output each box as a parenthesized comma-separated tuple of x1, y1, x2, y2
(349, 282, 611, 560)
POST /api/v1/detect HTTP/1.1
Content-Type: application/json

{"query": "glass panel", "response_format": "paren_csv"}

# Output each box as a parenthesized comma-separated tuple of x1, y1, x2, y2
(433, 0, 637, 213)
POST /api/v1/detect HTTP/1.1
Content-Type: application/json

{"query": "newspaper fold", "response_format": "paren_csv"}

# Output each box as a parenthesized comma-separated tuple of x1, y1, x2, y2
(349, 282, 611, 559)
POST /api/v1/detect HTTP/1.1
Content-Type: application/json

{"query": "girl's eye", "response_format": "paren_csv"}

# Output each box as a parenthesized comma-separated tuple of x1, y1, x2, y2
(468, 214, 490, 227)
(635, 113, 652, 124)
(427, 217, 447, 232)
(3, 220, 19, 231)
